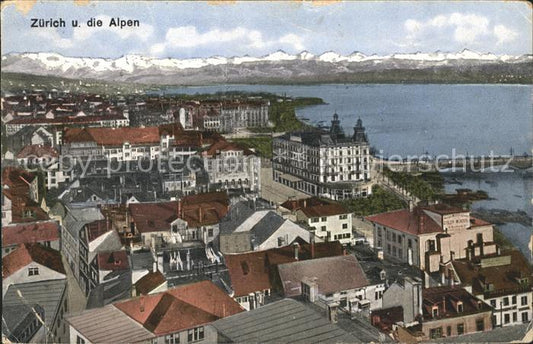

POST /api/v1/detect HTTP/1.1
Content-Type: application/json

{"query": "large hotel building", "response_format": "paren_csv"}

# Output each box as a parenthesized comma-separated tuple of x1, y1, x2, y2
(272, 114, 372, 200)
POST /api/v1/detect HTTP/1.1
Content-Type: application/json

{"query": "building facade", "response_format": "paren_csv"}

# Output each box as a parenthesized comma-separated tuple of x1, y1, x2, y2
(367, 204, 497, 272)
(272, 114, 372, 200)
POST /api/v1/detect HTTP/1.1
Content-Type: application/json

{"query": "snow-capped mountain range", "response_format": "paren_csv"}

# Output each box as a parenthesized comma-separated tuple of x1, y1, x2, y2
(2, 49, 531, 84)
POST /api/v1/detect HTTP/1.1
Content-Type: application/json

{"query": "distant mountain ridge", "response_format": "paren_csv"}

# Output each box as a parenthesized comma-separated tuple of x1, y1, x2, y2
(2, 50, 531, 85)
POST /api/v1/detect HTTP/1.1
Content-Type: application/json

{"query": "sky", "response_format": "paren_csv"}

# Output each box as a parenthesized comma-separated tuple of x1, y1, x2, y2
(1, 1, 531, 59)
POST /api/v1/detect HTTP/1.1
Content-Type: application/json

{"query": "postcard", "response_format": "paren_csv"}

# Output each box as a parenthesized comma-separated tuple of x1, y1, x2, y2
(1, 1, 532, 343)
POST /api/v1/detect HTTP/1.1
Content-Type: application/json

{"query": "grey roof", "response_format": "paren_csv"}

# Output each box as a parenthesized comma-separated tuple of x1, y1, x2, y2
(219, 201, 256, 235)
(66, 305, 154, 343)
(220, 201, 290, 247)
(431, 323, 530, 343)
(86, 270, 132, 309)
(63, 205, 104, 240)
(277, 128, 368, 148)
(249, 211, 286, 245)
(130, 249, 155, 271)
(212, 298, 360, 344)
(3, 279, 67, 330)
(2, 303, 43, 342)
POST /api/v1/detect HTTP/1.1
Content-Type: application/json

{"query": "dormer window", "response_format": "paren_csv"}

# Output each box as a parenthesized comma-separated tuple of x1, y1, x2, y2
(432, 306, 439, 318)
(457, 302, 463, 313)
(28, 267, 39, 276)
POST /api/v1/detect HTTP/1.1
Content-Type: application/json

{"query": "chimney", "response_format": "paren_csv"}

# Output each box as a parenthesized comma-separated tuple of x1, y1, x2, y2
(140, 295, 145, 312)
(442, 296, 446, 314)
(153, 261, 157, 273)
(177, 199, 182, 218)
(310, 236, 315, 259)
(293, 243, 299, 260)
(198, 207, 203, 222)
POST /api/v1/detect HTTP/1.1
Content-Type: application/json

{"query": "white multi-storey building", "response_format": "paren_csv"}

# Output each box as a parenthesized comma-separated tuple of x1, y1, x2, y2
(272, 114, 372, 200)
(203, 140, 261, 193)
(280, 197, 353, 245)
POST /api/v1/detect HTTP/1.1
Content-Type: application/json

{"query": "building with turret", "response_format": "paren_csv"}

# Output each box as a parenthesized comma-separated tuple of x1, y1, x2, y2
(272, 113, 372, 200)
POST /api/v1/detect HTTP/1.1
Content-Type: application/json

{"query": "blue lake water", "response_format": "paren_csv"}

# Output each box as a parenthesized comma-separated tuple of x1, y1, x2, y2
(160, 84, 532, 157)
(160, 84, 532, 258)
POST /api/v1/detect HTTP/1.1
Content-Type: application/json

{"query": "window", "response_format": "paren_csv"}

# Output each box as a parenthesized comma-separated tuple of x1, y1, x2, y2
(522, 312, 529, 322)
(408, 239, 412, 248)
(432, 307, 439, 318)
(76, 336, 86, 344)
(429, 327, 442, 339)
(521, 296, 528, 306)
(513, 312, 517, 322)
(311, 217, 319, 223)
(377, 228, 382, 237)
(457, 303, 463, 313)
(339, 214, 348, 220)
(392, 233, 396, 242)
(187, 327, 204, 342)
(398, 236, 402, 244)
(504, 314, 510, 324)
(476, 318, 484, 331)
(503, 297, 509, 306)
(387, 244, 391, 254)
(342, 223, 348, 229)
(512, 296, 517, 304)
(28, 267, 39, 276)
(165, 333, 179, 344)
(446, 326, 451, 337)
(457, 323, 464, 335)
(490, 300, 496, 308)
(321, 217, 327, 222)
(208, 228, 213, 237)
(321, 226, 326, 231)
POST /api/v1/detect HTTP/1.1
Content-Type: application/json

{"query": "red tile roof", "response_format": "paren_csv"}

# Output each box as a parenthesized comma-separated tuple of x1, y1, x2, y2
(451, 250, 532, 298)
(2, 221, 60, 246)
(130, 201, 178, 234)
(281, 197, 349, 217)
(2, 243, 65, 278)
(115, 280, 243, 335)
(366, 208, 443, 235)
(130, 193, 229, 232)
(64, 127, 160, 146)
(2, 167, 36, 191)
(86, 219, 112, 242)
(422, 286, 491, 320)
(225, 241, 344, 297)
(97, 251, 130, 271)
(16, 145, 59, 159)
(8, 114, 126, 125)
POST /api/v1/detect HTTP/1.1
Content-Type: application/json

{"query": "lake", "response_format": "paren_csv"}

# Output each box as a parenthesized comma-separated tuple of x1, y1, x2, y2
(160, 84, 532, 157)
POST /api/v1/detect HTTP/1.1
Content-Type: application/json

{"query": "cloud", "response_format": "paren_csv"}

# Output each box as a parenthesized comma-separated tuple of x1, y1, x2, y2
(405, 13, 490, 45)
(149, 26, 305, 56)
(493, 24, 518, 45)
(402, 12, 522, 50)
(279, 34, 305, 51)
